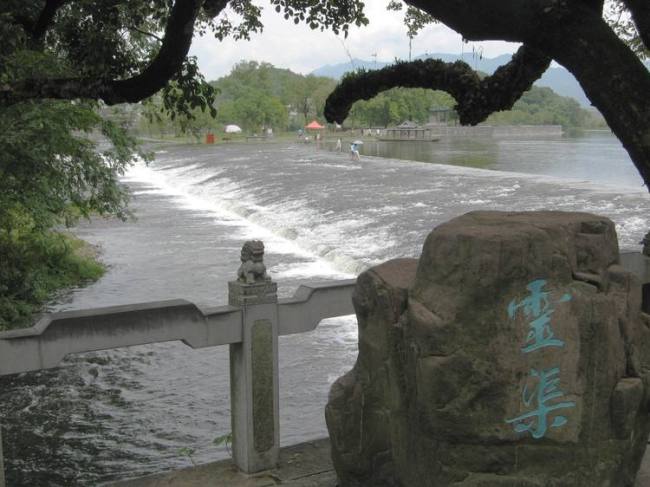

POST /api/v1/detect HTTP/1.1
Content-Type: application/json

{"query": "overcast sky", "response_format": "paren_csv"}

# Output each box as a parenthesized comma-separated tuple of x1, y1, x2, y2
(190, 2, 521, 81)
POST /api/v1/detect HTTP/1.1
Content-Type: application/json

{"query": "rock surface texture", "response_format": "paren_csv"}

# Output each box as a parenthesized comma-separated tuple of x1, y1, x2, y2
(326, 211, 650, 487)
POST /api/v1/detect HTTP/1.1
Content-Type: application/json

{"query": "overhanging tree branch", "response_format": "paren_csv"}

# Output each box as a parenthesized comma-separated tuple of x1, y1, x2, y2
(203, 0, 229, 17)
(529, 6, 650, 187)
(621, 0, 650, 50)
(404, 0, 532, 42)
(324, 45, 550, 126)
(31, 0, 68, 42)
(1, 0, 229, 106)
(397, 0, 650, 189)
(128, 25, 163, 43)
(580, 0, 605, 14)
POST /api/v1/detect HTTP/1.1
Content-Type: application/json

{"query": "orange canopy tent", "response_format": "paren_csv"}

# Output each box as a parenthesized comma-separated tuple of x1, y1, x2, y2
(305, 120, 325, 130)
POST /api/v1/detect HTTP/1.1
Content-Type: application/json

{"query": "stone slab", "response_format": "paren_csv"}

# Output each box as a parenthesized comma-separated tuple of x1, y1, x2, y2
(104, 438, 335, 487)
(104, 437, 650, 486)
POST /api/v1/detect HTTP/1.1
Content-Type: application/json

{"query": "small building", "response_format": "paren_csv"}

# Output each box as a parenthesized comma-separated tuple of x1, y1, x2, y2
(379, 120, 440, 141)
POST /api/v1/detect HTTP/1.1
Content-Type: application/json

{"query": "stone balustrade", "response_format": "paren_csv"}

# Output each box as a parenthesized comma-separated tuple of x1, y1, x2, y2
(0, 235, 648, 487)
(0, 241, 355, 485)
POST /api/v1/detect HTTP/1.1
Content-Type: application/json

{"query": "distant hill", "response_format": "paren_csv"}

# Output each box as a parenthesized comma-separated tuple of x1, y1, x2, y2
(311, 54, 650, 108)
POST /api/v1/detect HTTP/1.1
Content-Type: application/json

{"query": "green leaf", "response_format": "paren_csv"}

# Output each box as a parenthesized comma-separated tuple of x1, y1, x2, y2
(213, 432, 232, 447)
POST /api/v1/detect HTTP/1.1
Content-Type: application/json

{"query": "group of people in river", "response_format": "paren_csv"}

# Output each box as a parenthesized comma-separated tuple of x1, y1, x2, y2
(333, 137, 360, 161)
(297, 129, 362, 161)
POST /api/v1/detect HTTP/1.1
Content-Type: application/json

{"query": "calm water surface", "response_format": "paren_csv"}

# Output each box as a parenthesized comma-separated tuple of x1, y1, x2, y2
(354, 131, 645, 188)
(1, 132, 648, 485)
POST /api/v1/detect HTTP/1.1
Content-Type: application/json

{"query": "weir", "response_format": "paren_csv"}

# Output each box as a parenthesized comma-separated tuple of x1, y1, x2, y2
(0, 243, 649, 485)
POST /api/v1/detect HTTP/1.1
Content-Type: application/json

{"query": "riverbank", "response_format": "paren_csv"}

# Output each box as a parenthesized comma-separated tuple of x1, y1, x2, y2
(137, 123, 564, 146)
(136, 132, 314, 146)
(434, 123, 562, 137)
(0, 230, 105, 331)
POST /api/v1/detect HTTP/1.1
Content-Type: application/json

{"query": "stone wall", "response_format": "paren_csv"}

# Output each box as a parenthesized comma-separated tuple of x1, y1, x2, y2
(427, 125, 563, 138)
(326, 211, 650, 487)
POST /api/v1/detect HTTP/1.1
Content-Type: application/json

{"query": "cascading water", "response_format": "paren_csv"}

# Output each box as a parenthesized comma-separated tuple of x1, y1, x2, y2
(1, 134, 648, 486)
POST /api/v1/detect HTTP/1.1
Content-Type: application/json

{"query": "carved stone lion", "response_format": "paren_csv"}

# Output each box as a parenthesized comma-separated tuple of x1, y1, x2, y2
(237, 240, 269, 284)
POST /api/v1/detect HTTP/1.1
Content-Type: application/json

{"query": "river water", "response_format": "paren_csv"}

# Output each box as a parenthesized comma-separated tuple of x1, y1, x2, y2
(1, 132, 649, 486)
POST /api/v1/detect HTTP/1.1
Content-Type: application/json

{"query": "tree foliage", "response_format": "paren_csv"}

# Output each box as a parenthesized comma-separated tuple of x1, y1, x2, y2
(606, 0, 649, 59)
(386, 1, 436, 41)
(213, 61, 336, 130)
(0, 101, 136, 227)
(348, 88, 454, 127)
(0, 96, 139, 326)
(2, 0, 650, 326)
(346, 85, 596, 130)
(326, 49, 552, 127)
(139, 61, 338, 135)
(0, 0, 367, 108)
(0, 0, 369, 327)
(485, 87, 592, 129)
(326, 0, 650, 191)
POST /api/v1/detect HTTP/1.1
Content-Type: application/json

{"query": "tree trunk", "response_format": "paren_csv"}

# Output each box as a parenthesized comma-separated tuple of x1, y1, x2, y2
(530, 12, 650, 189)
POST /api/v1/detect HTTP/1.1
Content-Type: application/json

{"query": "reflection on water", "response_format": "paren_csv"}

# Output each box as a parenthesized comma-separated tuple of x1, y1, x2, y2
(359, 138, 495, 170)
(345, 131, 643, 188)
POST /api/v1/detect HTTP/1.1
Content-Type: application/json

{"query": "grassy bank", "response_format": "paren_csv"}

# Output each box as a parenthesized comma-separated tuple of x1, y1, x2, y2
(136, 131, 305, 145)
(0, 230, 105, 331)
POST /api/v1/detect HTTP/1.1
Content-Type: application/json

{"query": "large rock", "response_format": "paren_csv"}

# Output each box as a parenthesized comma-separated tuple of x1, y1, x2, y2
(326, 258, 418, 487)
(326, 211, 650, 486)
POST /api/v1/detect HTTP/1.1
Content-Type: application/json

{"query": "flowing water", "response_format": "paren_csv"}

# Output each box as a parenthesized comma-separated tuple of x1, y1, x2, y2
(1, 131, 649, 486)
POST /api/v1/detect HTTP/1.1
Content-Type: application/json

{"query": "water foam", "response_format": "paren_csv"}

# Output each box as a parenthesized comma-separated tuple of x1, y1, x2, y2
(123, 161, 356, 279)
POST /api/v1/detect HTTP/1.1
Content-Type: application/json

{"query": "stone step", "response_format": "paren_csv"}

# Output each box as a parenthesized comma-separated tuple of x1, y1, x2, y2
(105, 436, 650, 486)
(104, 438, 335, 487)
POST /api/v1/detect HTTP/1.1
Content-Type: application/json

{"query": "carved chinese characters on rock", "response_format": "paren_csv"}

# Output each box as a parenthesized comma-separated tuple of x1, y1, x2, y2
(505, 279, 575, 439)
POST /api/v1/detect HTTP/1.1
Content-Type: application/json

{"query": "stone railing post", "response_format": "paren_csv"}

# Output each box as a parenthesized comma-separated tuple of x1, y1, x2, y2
(228, 241, 279, 473)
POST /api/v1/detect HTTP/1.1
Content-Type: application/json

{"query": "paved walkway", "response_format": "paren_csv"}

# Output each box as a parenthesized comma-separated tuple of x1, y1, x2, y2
(107, 439, 336, 487)
(108, 437, 650, 486)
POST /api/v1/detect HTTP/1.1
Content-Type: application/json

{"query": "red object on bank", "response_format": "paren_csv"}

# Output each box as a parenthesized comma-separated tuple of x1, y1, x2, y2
(305, 120, 324, 130)
(206, 133, 215, 144)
